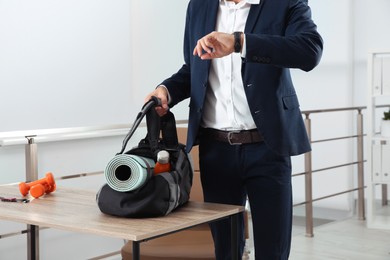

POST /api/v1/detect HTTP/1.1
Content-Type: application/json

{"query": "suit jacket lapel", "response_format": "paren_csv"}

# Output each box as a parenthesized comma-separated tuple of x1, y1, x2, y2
(245, 0, 264, 33)
(201, 0, 219, 72)
(205, 0, 219, 34)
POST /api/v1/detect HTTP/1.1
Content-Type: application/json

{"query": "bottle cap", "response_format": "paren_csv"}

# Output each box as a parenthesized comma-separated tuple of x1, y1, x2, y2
(157, 150, 170, 164)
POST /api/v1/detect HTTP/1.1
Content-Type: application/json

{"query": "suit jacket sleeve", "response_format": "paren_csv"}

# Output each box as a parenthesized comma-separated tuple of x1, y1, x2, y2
(245, 0, 323, 71)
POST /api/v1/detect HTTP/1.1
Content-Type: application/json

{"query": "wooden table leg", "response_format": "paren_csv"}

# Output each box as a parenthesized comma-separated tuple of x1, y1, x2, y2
(27, 224, 39, 260)
(132, 241, 140, 260)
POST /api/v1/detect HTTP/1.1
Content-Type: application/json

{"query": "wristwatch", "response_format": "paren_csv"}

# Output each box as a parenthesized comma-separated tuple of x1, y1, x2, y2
(233, 31, 243, 53)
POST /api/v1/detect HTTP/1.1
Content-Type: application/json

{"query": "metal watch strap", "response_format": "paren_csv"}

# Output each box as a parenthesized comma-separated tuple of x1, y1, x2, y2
(233, 31, 242, 53)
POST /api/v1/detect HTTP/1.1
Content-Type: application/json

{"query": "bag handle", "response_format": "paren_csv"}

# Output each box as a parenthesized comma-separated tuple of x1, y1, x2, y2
(117, 97, 161, 155)
(160, 111, 179, 149)
(146, 107, 179, 155)
(117, 97, 179, 156)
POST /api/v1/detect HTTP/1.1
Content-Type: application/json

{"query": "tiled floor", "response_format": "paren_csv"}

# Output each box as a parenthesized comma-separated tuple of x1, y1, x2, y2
(103, 206, 390, 260)
(245, 206, 390, 260)
(289, 218, 390, 260)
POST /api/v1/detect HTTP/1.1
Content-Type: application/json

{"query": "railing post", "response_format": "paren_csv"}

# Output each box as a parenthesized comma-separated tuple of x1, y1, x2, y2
(25, 136, 39, 260)
(304, 114, 314, 237)
(25, 136, 38, 182)
(356, 110, 365, 220)
(382, 184, 388, 206)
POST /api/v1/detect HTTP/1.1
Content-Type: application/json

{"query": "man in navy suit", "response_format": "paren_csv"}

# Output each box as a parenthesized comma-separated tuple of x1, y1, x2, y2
(145, 0, 323, 259)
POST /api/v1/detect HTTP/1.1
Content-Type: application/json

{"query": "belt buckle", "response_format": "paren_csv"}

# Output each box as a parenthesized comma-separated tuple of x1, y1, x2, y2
(227, 130, 242, 145)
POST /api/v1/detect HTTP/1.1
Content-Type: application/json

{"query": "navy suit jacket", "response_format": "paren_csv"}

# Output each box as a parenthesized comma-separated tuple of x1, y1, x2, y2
(161, 0, 323, 156)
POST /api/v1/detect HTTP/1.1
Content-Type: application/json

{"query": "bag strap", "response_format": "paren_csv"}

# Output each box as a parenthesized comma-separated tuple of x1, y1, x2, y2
(117, 97, 161, 155)
(146, 108, 179, 155)
(160, 111, 179, 149)
(145, 103, 161, 155)
(117, 97, 179, 156)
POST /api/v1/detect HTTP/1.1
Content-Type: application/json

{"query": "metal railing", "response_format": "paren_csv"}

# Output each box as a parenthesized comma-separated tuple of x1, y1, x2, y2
(1, 106, 388, 253)
(298, 106, 366, 237)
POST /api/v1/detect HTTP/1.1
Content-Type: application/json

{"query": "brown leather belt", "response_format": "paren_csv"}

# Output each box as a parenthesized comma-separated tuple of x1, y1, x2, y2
(201, 128, 263, 145)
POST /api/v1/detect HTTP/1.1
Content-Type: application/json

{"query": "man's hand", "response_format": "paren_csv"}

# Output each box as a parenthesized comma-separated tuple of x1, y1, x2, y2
(144, 86, 169, 117)
(193, 31, 235, 60)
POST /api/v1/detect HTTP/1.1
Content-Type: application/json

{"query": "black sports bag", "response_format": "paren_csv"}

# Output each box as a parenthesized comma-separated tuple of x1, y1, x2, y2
(96, 97, 193, 218)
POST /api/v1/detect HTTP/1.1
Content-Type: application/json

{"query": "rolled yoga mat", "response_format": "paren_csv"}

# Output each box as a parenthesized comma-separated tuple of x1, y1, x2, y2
(104, 154, 155, 192)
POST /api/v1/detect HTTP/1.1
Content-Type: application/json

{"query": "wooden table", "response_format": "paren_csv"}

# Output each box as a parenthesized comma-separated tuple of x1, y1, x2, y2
(0, 185, 244, 260)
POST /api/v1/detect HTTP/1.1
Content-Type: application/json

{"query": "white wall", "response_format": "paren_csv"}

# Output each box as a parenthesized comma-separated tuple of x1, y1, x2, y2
(293, 0, 353, 110)
(353, 0, 390, 106)
(290, 0, 356, 211)
(0, 0, 189, 133)
(0, 1, 188, 259)
(1, 0, 390, 258)
(128, 1, 190, 119)
(0, 0, 134, 132)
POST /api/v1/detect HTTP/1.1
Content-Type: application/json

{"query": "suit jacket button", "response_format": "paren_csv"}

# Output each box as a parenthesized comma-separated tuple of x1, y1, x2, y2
(253, 56, 258, 61)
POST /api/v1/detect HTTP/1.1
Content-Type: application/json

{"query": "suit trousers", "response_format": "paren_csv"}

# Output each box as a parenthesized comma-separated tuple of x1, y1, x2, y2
(198, 135, 292, 260)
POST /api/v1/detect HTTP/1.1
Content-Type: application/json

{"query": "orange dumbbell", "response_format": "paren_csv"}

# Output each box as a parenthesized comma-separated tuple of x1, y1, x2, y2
(19, 172, 56, 198)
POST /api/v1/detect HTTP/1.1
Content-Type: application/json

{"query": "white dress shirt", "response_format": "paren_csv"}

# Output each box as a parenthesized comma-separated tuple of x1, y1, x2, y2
(201, 0, 260, 131)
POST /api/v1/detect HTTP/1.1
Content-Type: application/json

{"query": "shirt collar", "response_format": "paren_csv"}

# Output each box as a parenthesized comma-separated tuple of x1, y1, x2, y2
(246, 0, 260, 4)
(220, 0, 260, 4)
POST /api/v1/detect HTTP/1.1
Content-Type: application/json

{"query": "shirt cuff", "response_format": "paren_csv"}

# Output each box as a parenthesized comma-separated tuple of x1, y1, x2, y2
(157, 85, 172, 104)
(241, 34, 247, 58)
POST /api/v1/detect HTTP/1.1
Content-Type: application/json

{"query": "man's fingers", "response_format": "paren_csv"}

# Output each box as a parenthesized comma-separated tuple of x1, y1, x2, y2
(193, 36, 215, 57)
(201, 38, 214, 53)
(155, 106, 168, 117)
(144, 94, 154, 104)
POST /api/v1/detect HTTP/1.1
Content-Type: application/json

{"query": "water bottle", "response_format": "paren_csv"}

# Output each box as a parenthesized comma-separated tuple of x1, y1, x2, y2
(154, 150, 171, 175)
